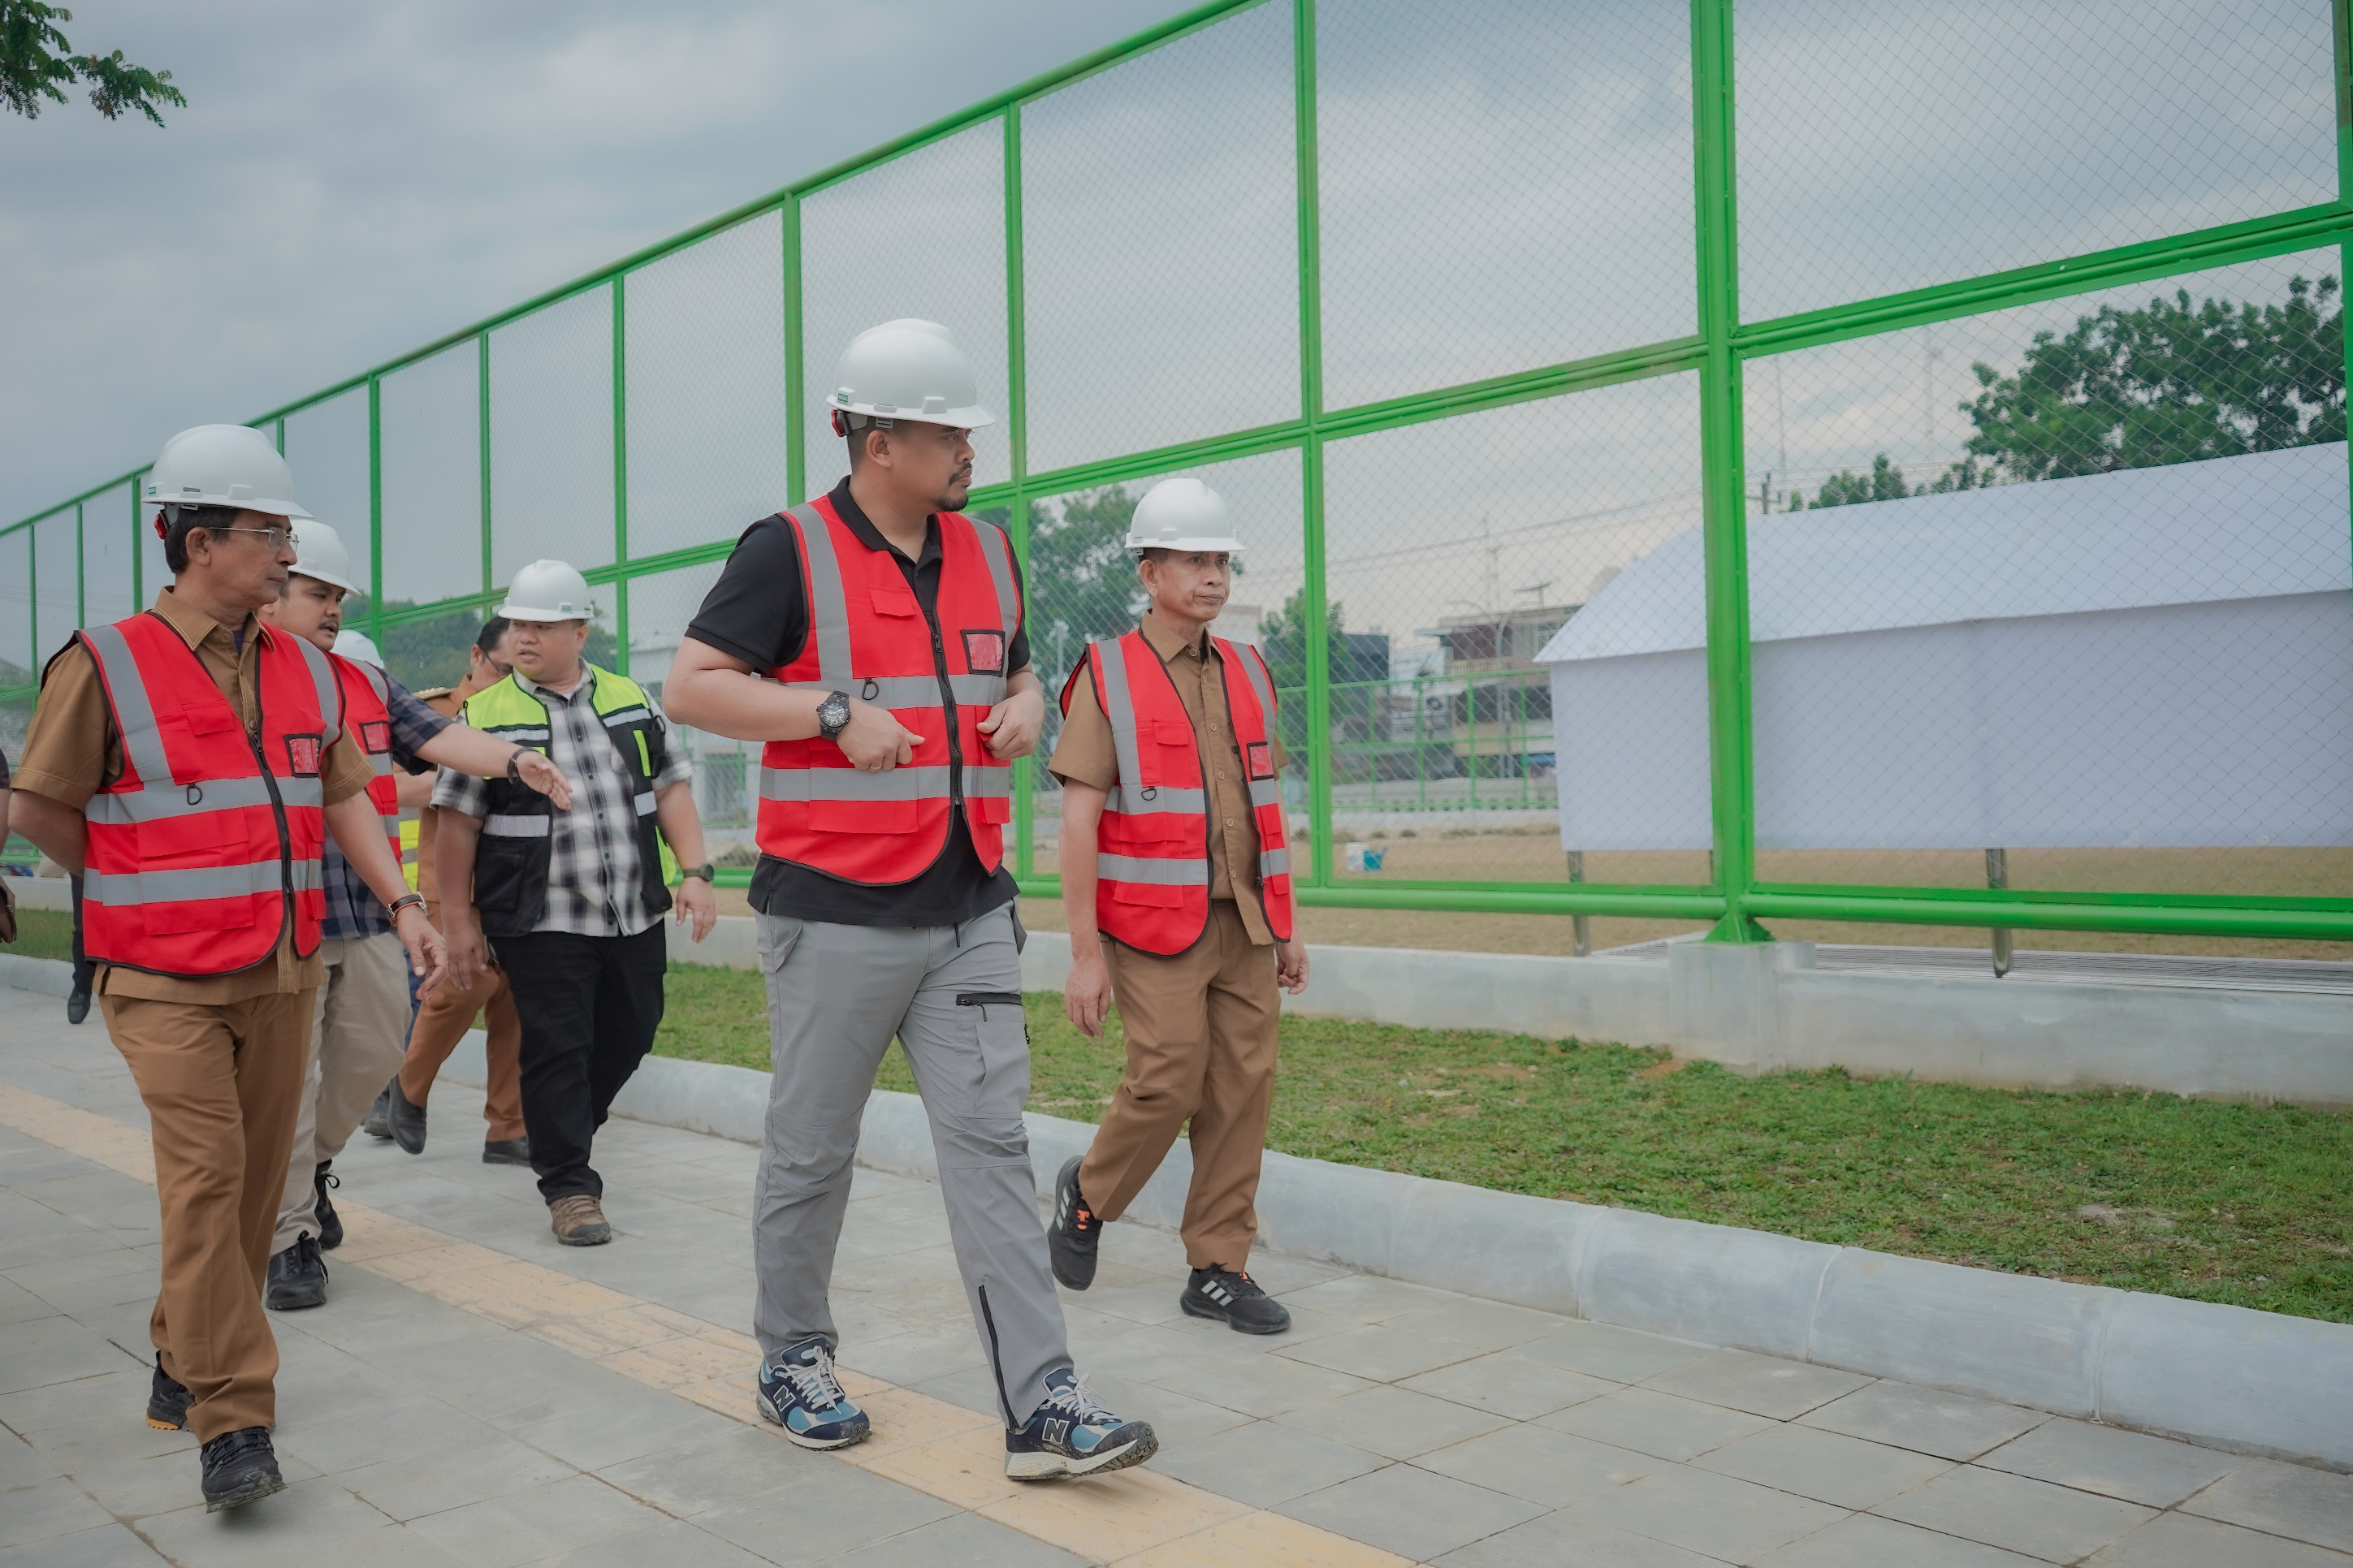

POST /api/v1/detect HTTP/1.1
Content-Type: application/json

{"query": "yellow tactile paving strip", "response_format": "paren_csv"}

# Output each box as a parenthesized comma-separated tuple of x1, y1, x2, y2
(0, 1082, 1416, 1567)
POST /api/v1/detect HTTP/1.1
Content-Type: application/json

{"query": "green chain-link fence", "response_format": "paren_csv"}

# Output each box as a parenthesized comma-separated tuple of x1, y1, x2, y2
(6, 0, 2348, 960)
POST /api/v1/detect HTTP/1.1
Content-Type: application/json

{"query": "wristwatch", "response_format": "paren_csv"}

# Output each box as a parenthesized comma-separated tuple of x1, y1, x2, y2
(680, 863, 716, 883)
(816, 689, 852, 741)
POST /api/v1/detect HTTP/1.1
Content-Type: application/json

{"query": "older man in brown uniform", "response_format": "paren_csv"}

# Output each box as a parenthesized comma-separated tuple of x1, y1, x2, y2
(1045, 477, 1308, 1334)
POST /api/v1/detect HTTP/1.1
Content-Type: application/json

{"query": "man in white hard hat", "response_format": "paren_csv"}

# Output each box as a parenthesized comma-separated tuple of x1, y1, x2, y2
(665, 320, 1157, 1479)
(255, 522, 574, 1310)
(1044, 477, 1309, 1333)
(7, 425, 448, 1511)
(434, 559, 716, 1246)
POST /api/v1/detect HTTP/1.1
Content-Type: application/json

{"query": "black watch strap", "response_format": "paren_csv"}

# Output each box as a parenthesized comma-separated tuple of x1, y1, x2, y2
(818, 689, 851, 741)
(681, 863, 716, 883)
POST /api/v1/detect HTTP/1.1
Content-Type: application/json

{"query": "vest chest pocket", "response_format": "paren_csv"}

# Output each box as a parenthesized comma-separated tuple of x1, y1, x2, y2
(136, 810, 245, 865)
(1108, 880, 1185, 907)
(868, 587, 919, 619)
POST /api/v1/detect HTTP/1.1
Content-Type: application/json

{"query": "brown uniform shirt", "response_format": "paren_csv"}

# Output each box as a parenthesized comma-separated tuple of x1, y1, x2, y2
(13, 588, 376, 1004)
(1048, 613, 1288, 947)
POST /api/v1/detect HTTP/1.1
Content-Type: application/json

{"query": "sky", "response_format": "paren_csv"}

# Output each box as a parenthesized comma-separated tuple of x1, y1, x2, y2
(0, 0, 1183, 527)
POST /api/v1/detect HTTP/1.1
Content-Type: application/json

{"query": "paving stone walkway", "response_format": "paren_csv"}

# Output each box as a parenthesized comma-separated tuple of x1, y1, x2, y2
(2, 992, 2349, 1566)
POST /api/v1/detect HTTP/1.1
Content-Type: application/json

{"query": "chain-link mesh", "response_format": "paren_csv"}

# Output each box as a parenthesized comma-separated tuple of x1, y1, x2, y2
(1745, 249, 2348, 927)
(81, 482, 137, 628)
(0, 529, 30, 686)
(1736, 0, 2340, 323)
(625, 559, 759, 856)
(30, 508, 77, 665)
(492, 286, 616, 585)
(1317, 0, 1694, 412)
(1321, 375, 1712, 887)
(1021, 2, 1299, 474)
(624, 214, 788, 561)
(282, 388, 374, 600)
(802, 123, 1010, 495)
(1023, 447, 1307, 877)
(378, 342, 484, 608)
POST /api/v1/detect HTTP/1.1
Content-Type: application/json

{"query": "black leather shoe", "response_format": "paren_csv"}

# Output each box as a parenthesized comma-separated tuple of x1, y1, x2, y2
(387, 1077, 427, 1155)
(482, 1137, 531, 1166)
(362, 1080, 396, 1140)
(313, 1162, 342, 1251)
(66, 990, 91, 1025)
(1049, 1156, 1100, 1291)
(146, 1354, 192, 1431)
(200, 1426, 284, 1511)
(1181, 1265, 1291, 1334)
(264, 1236, 328, 1311)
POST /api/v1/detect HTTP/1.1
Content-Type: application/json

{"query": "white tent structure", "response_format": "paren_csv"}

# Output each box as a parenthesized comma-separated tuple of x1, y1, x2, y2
(1536, 442, 2353, 853)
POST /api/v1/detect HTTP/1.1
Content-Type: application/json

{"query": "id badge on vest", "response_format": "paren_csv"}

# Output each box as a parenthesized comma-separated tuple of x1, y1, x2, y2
(962, 628, 1006, 673)
(283, 732, 323, 775)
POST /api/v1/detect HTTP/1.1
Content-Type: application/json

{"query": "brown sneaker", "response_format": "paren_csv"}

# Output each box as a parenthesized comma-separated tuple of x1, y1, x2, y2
(548, 1194, 612, 1246)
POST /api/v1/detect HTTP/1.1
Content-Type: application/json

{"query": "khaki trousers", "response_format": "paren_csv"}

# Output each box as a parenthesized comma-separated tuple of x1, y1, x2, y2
(399, 957, 526, 1143)
(275, 932, 412, 1253)
(1082, 901, 1281, 1271)
(102, 987, 314, 1440)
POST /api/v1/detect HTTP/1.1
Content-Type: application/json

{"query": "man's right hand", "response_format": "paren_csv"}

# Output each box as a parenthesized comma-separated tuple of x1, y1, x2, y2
(446, 911, 490, 994)
(1065, 949, 1114, 1039)
(836, 698, 923, 773)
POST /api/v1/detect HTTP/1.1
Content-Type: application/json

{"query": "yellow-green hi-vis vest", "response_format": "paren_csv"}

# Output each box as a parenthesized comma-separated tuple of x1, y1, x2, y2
(461, 665, 678, 935)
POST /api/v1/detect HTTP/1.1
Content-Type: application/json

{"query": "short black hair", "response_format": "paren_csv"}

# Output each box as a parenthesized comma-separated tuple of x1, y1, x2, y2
(476, 614, 512, 657)
(158, 505, 242, 574)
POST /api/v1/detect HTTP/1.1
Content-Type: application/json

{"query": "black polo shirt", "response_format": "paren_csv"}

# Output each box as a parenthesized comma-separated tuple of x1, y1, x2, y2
(684, 477, 1028, 927)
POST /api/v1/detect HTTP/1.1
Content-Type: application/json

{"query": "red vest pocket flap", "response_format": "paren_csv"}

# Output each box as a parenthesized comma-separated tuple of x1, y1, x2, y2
(136, 812, 245, 862)
(146, 896, 257, 936)
(807, 798, 920, 834)
(867, 587, 920, 618)
(1109, 879, 1185, 908)
(1146, 719, 1193, 749)
(970, 794, 1011, 825)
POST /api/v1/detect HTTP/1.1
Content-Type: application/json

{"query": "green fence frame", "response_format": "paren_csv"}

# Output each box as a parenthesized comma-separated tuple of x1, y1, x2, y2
(7, 0, 2351, 943)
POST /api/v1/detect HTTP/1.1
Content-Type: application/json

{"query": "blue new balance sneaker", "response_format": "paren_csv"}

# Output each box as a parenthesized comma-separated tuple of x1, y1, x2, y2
(755, 1334, 871, 1450)
(1005, 1369, 1158, 1479)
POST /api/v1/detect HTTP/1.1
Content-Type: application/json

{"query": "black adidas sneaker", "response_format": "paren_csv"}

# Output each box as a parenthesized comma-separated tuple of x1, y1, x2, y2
(1180, 1265, 1291, 1334)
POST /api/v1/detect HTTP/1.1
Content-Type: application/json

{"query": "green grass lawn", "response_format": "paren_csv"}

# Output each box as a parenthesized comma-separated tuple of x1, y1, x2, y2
(655, 961, 2353, 1324)
(6, 905, 76, 964)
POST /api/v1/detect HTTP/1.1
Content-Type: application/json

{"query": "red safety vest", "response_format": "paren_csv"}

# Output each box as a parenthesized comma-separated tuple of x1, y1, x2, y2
(755, 498, 1021, 883)
(76, 610, 341, 977)
(1062, 628, 1295, 955)
(331, 651, 402, 867)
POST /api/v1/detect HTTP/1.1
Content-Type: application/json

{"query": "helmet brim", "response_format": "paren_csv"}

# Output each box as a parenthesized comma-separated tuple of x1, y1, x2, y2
(293, 567, 360, 594)
(1129, 537, 1245, 555)
(830, 401, 997, 431)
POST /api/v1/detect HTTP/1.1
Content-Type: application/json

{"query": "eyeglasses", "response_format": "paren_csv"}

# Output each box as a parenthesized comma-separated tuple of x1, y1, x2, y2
(213, 525, 295, 551)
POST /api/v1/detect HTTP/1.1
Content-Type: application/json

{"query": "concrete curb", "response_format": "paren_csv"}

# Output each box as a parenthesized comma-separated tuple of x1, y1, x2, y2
(8, 953, 2348, 1470)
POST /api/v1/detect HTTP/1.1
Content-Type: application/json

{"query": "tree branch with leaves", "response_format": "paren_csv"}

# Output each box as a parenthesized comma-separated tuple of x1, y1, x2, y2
(2, 2, 184, 126)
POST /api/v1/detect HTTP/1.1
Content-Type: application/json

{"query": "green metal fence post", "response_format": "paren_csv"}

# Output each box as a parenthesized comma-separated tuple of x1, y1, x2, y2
(73, 501, 84, 630)
(612, 276, 630, 672)
(1295, 0, 1333, 889)
(1004, 105, 1037, 879)
(2337, 0, 2351, 588)
(129, 475, 142, 607)
(1692, 0, 1767, 943)
(784, 194, 806, 506)
(478, 332, 494, 596)
(367, 374, 384, 640)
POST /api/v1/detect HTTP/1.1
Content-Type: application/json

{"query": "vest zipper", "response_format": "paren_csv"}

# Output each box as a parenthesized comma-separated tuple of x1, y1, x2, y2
(246, 674, 296, 957)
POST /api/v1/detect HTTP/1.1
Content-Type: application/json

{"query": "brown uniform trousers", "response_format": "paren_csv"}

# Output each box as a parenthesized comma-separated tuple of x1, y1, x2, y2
(1052, 614, 1290, 1272)
(395, 675, 525, 1142)
(12, 588, 377, 1440)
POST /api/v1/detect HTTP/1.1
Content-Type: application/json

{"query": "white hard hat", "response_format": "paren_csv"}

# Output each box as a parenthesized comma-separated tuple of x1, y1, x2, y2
(828, 319, 995, 430)
(1127, 477, 1244, 555)
(144, 424, 310, 521)
(289, 519, 359, 594)
(497, 559, 595, 623)
(331, 628, 383, 667)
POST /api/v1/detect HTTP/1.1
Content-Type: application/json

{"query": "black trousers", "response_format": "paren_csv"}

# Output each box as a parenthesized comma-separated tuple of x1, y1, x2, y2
(489, 924, 668, 1203)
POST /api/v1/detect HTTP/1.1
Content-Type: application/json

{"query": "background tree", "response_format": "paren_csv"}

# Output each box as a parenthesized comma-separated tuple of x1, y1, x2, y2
(1023, 486, 1142, 684)
(1799, 275, 2342, 510)
(2, 2, 184, 125)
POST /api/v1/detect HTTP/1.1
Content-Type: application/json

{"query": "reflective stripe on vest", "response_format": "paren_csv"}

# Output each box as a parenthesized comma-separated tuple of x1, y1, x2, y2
(754, 499, 1022, 885)
(1075, 628, 1295, 955)
(332, 651, 403, 865)
(76, 611, 335, 976)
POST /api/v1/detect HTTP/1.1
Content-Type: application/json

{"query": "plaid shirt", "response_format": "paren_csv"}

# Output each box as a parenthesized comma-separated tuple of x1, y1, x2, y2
(322, 671, 451, 940)
(430, 666, 690, 938)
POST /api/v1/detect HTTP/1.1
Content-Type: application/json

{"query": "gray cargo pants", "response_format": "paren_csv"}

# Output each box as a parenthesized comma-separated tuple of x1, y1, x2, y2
(750, 903, 1069, 1428)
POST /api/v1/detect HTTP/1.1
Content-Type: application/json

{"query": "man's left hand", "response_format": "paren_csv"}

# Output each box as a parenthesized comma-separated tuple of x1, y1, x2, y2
(395, 905, 451, 1001)
(1275, 937, 1310, 996)
(513, 749, 576, 811)
(978, 686, 1045, 760)
(674, 875, 717, 943)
